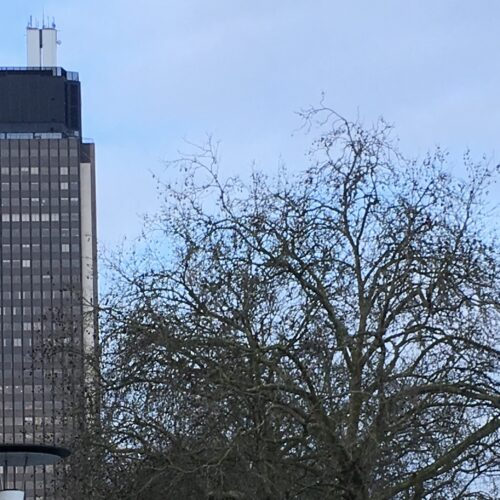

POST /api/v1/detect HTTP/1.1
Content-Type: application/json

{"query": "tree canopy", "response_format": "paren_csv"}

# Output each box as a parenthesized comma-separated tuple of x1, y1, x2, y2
(73, 111, 499, 499)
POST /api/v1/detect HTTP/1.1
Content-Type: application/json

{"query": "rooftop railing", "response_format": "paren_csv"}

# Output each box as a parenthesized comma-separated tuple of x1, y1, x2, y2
(0, 67, 79, 81)
(0, 131, 80, 140)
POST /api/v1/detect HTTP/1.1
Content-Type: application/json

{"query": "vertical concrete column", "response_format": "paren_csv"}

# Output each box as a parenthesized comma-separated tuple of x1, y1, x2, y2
(80, 161, 96, 354)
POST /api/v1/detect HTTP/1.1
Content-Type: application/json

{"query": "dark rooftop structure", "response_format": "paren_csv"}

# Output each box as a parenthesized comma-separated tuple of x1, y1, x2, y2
(0, 67, 81, 137)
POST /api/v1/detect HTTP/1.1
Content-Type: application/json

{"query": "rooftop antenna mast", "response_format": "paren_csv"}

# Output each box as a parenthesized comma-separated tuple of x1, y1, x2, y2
(26, 15, 59, 67)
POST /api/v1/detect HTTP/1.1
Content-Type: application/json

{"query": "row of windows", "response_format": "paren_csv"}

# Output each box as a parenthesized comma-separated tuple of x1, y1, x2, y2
(0, 306, 81, 314)
(2, 290, 75, 299)
(2, 227, 80, 236)
(3, 481, 50, 495)
(0, 415, 65, 427)
(0, 330, 80, 342)
(2, 276, 80, 285)
(0, 374, 62, 386)
(1, 279, 79, 289)
(3, 338, 32, 347)
(0, 411, 56, 420)
(0, 411, 61, 419)
(0, 384, 68, 396)
(0, 160, 80, 171)
(2, 258, 77, 266)
(1, 259, 80, 268)
(1, 259, 79, 266)
(1, 167, 72, 175)
(2, 307, 42, 315)
(2, 248, 79, 258)
(1, 181, 78, 191)
(0, 375, 74, 386)
(0, 147, 79, 158)
(0, 390, 75, 400)
(2, 244, 73, 253)
(1, 167, 79, 176)
(0, 396, 69, 406)
(2, 338, 77, 350)
(1, 213, 80, 222)
(1, 213, 80, 223)
(1, 197, 79, 206)
(0, 466, 56, 473)
(1, 303, 80, 315)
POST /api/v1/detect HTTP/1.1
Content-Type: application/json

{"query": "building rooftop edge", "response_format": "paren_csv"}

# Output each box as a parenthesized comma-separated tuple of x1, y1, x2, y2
(0, 67, 79, 81)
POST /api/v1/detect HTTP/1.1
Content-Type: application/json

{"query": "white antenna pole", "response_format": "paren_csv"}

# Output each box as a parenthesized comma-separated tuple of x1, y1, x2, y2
(41, 28, 57, 66)
(26, 27, 41, 67)
(26, 18, 59, 68)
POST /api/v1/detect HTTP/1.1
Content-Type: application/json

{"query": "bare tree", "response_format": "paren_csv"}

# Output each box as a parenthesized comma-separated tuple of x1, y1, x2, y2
(83, 111, 499, 499)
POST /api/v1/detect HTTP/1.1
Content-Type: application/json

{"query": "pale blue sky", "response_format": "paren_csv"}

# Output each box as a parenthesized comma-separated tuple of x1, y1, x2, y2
(1, 1, 499, 246)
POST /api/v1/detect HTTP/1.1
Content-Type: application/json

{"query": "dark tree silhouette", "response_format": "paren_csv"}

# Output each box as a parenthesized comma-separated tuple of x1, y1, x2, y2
(72, 111, 499, 499)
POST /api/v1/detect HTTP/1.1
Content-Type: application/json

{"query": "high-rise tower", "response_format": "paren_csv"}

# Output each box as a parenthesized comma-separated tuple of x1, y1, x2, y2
(0, 24, 97, 498)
